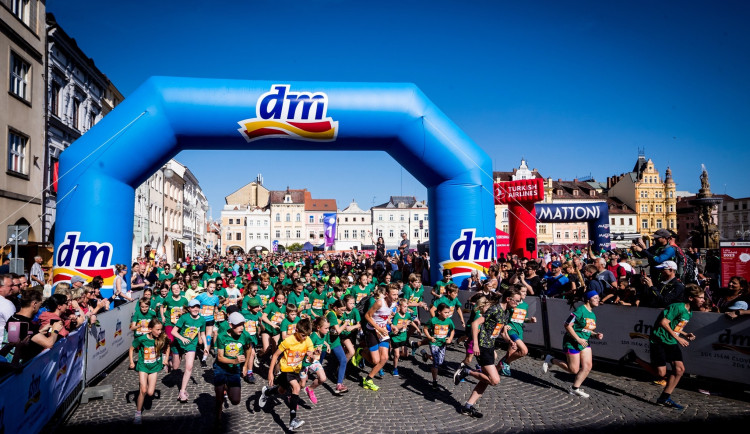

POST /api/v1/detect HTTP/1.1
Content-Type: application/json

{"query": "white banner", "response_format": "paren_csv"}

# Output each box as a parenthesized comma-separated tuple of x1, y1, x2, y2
(85, 299, 138, 383)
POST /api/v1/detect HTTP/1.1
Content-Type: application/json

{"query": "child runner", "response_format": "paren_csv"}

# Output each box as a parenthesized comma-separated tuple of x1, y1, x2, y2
(170, 299, 207, 403)
(541, 290, 604, 398)
(359, 284, 399, 391)
(454, 289, 520, 417)
(421, 303, 456, 387)
(458, 294, 489, 371)
(302, 316, 330, 404)
(619, 284, 703, 409)
(242, 298, 263, 382)
(213, 312, 253, 423)
(403, 273, 427, 354)
(281, 304, 301, 340)
(261, 292, 287, 363)
(429, 283, 466, 330)
(307, 281, 328, 320)
(432, 269, 453, 299)
(129, 318, 169, 424)
(259, 317, 314, 431)
(257, 273, 276, 307)
(241, 281, 261, 313)
(339, 294, 361, 366)
(499, 285, 537, 376)
(390, 298, 415, 377)
(195, 281, 220, 368)
(161, 282, 188, 371)
(130, 299, 157, 338)
(325, 299, 351, 393)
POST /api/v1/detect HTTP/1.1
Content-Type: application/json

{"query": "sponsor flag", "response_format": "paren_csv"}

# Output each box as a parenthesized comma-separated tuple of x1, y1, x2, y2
(323, 213, 337, 248)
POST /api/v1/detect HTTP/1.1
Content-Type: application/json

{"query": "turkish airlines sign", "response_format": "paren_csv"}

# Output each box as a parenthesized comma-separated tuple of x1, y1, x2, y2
(494, 178, 545, 204)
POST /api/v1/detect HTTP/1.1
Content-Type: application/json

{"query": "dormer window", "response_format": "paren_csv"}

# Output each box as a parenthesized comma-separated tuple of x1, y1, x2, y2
(573, 190, 579, 196)
(284, 195, 292, 203)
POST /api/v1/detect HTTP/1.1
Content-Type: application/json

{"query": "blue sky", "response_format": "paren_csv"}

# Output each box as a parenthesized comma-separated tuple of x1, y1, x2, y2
(48, 0, 750, 219)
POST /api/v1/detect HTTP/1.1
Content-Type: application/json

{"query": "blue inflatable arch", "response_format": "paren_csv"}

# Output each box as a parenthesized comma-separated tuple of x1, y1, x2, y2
(52, 77, 495, 295)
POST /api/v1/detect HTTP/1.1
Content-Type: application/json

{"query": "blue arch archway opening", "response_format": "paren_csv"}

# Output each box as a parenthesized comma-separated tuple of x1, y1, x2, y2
(52, 77, 495, 295)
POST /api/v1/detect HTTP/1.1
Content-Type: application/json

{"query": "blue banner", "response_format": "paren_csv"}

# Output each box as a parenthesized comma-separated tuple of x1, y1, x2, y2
(323, 213, 337, 248)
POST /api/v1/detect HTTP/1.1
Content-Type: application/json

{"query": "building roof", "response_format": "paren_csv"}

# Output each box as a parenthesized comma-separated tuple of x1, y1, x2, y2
(305, 191, 337, 212)
(606, 197, 635, 214)
(340, 200, 368, 214)
(492, 169, 544, 182)
(373, 196, 418, 209)
(551, 179, 607, 200)
(269, 188, 307, 204)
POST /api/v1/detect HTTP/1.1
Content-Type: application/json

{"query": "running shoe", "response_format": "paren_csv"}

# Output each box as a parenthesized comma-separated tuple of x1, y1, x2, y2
(542, 354, 553, 374)
(656, 397, 685, 410)
(420, 349, 429, 363)
(454, 366, 470, 385)
(335, 383, 349, 394)
(247, 373, 256, 384)
(500, 361, 511, 377)
(375, 369, 385, 379)
(305, 386, 318, 404)
(569, 387, 590, 398)
(431, 380, 439, 389)
(200, 358, 207, 369)
(392, 368, 399, 377)
(652, 379, 667, 387)
(351, 348, 363, 368)
(289, 417, 305, 431)
(133, 411, 142, 425)
(178, 390, 188, 403)
(474, 364, 481, 371)
(362, 377, 380, 391)
(461, 405, 483, 418)
(410, 341, 419, 356)
(258, 386, 268, 408)
(618, 349, 637, 367)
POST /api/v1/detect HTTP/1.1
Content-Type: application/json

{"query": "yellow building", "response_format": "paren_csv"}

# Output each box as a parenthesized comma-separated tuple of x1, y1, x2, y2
(607, 155, 676, 239)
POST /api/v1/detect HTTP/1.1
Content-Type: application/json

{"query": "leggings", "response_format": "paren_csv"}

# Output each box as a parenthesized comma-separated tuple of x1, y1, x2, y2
(321, 346, 348, 384)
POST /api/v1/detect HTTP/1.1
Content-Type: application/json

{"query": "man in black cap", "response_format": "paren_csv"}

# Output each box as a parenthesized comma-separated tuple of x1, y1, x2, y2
(631, 229, 676, 284)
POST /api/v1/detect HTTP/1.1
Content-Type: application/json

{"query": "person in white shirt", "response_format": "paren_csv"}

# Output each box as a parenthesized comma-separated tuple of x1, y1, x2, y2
(30, 256, 45, 287)
(0, 275, 18, 333)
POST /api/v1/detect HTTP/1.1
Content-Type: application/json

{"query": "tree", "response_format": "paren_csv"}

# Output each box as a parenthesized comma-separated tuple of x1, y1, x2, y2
(287, 243, 303, 252)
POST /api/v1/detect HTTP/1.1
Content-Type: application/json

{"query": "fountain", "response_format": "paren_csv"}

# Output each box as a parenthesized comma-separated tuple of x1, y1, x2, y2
(688, 165, 723, 249)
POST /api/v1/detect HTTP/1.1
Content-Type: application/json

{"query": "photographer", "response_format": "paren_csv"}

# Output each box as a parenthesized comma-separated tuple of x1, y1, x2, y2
(3, 289, 63, 365)
(631, 229, 676, 284)
(639, 261, 685, 309)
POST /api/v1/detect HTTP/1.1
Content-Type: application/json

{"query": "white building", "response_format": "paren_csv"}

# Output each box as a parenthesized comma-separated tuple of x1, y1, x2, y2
(371, 196, 428, 250)
(336, 200, 372, 250)
(270, 188, 307, 249)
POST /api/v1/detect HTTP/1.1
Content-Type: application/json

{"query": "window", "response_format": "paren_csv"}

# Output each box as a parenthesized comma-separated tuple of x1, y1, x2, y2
(620, 218, 624, 225)
(256, 233, 260, 239)
(227, 232, 232, 241)
(310, 231, 315, 239)
(656, 219, 663, 229)
(642, 219, 648, 229)
(319, 232, 324, 239)
(377, 229, 383, 237)
(581, 230, 586, 238)
(424, 214, 428, 221)
(264, 233, 269, 240)
(296, 230, 301, 238)
(669, 220, 675, 229)
(414, 229, 419, 238)
(345, 217, 349, 222)
(276, 213, 281, 222)
(361, 230, 366, 239)
(641, 205, 648, 213)
(236, 233, 242, 240)
(73, 98, 81, 130)
(502, 225, 508, 233)
(564, 231, 569, 239)
(655, 205, 663, 213)
(88, 111, 96, 130)
(538, 225, 547, 234)
(352, 230, 357, 239)
(309, 215, 314, 223)
(389, 214, 394, 221)
(285, 230, 291, 238)
(11, 0, 30, 24)
(611, 218, 615, 225)
(389, 230, 394, 238)
(275, 230, 281, 238)
(228, 218, 233, 224)
(7, 131, 28, 175)
(248, 219, 253, 226)
(296, 213, 301, 222)
(400, 214, 405, 221)
(573, 232, 578, 239)
(10, 52, 30, 101)
(285, 213, 290, 222)
(414, 214, 419, 221)
(502, 209, 508, 220)
(51, 82, 61, 117)
(248, 233, 254, 240)
(378, 215, 383, 221)
(424, 229, 429, 238)
(344, 230, 349, 239)
(629, 218, 633, 225)
(556, 232, 561, 239)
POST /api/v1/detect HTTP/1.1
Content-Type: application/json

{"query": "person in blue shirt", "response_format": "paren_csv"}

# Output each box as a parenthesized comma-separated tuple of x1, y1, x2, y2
(543, 261, 570, 298)
(631, 229, 676, 284)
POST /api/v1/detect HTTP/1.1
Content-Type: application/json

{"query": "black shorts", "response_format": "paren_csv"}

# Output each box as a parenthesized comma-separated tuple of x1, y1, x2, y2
(277, 371, 302, 389)
(476, 346, 496, 367)
(340, 334, 356, 345)
(364, 327, 382, 349)
(649, 341, 683, 367)
(391, 340, 408, 349)
(205, 320, 215, 327)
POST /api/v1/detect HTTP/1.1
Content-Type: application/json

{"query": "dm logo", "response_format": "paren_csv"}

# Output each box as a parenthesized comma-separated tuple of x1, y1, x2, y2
(238, 84, 338, 143)
(439, 229, 496, 279)
(96, 329, 106, 349)
(114, 319, 122, 338)
(52, 232, 116, 288)
(25, 374, 41, 412)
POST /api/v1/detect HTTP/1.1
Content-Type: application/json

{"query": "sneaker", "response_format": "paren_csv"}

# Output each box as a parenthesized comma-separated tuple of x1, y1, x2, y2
(618, 349, 637, 367)
(652, 379, 667, 387)
(569, 387, 590, 398)
(657, 397, 685, 410)
(351, 348, 363, 368)
(500, 361, 511, 377)
(431, 380, 439, 389)
(335, 383, 349, 394)
(362, 377, 380, 391)
(474, 364, 481, 371)
(247, 373, 256, 384)
(454, 366, 470, 385)
(289, 417, 305, 431)
(410, 341, 419, 356)
(392, 368, 399, 377)
(542, 354, 553, 374)
(376, 369, 385, 379)
(461, 405, 483, 418)
(133, 411, 142, 425)
(305, 386, 318, 404)
(200, 359, 208, 369)
(258, 386, 268, 408)
(420, 349, 429, 363)
(178, 390, 188, 403)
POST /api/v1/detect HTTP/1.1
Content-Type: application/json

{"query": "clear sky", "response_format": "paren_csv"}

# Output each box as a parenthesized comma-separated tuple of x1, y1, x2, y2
(47, 0, 750, 219)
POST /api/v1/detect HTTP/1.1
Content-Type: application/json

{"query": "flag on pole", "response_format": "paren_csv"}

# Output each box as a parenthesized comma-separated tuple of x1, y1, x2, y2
(323, 213, 337, 248)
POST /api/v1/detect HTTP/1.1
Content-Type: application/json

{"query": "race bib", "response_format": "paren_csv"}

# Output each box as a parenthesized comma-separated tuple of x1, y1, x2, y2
(286, 350, 304, 368)
(511, 308, 527, 324)
(448, 306, 455, 317)
(434, 324, 449, 339)
(312, 298, 324, 310)
(356, 293, 367, 303)
(183, 326, 199, 340)
(409, 295, 420, 304)
(287, 323, 297, 335)
(215, 310, 226, 322)
(674, 319, 688, 334)
(397, 319, 409, 328)
(583, 318, 596, 333)
(226, 297, 238, 306)
(170, 307, 181, 324)
(138, 319, 150, 334)
(143, 346, 157, 364)
(244, 320, 257, 335)
(224, 342, 241, 358)
(260, 295, 270, 306)
(272, 312, 285, 324)
(201, 305, 214, 317)
(491, 323, 504, 339)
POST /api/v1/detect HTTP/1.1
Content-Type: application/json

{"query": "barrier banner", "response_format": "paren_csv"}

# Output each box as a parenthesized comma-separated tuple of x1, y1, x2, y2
(543, 298, 750, 384)
(0, 326, 85, 434)
(86, 300, 138, 383)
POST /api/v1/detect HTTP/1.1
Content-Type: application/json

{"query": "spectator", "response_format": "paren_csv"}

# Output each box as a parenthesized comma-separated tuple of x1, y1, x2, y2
(581, 264, 605, 299)
(543, 261, 570, 298)
(594, 258, 617, 292)
(39, 293, 79, 338)
(725, 300, 749, 320)
(716, 276, 748, 313)
(131, 262, 149, 291)
(519, 263, 544, 296)
(0, 274, 17, 332)
(29, 256, 45, 287)
(113, 264, 133, 307)
(640, 261, 685, 309)
(631, 229, 676, 283)
(5, 289, 63, 364)
(69, 275, 87, 292)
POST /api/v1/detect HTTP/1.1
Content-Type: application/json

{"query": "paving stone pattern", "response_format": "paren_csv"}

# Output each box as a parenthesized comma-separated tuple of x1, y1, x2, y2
(60, 344, 750, 433)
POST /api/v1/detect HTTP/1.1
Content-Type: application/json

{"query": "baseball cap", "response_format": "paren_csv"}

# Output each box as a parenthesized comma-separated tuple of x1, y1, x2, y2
(188, 299, 201, 307)
(70, 275, 86, 285)
(228, 312, 245, 325)
(247, 298, 260, 308)
(653, 229, 672, 239)
(550, 261, 562, 269)
(728, 300, 748, 311)
(655, 260, 677, 270)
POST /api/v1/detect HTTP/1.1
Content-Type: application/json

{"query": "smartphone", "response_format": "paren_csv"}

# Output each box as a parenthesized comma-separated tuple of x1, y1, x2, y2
(7, 321, 28, 343)
(640, 270, 645, 276)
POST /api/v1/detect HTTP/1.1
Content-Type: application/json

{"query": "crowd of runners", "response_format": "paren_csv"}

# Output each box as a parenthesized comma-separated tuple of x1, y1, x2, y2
(121, 236, 724, 431)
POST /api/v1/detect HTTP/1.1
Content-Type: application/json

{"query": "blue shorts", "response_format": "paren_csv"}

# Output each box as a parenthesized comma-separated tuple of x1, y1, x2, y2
(213, 363, 241, 387)
(368, 340, 390, 352)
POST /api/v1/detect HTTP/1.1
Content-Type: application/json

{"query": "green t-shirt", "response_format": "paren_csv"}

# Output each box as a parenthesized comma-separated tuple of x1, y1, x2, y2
(162, 296, 188, 326)
(132, 334, 164, 374)
(432, 296, 462, 319)
(308, 291, 328, 318)
(216, 330, 253, 372)
(150, 296, 163, 312)
(562, 304, 597, 351)
(350, 285, 370, 304)
(508, 301, 529, 339)
(173, 314, 206, 351)
(242, 310, 262, 345)
(280, 316, 301, 337)
(131, 308, 157, 337)
(326, 310, 342, 348)
(427, 316, 454, 347)
(403, 285, 424, 316)
(241, 294, 262, 313)
(435, 279, 454, 295)
(651, 302, 692, 346)
(257, 286, 275, 307)
(391, 312, 412, 343)
(287, 291, 307, 311)
(340, 309, 361, 338)
(214, 287, 228, 300)
(158, 271, 175, 282)
(263, 303, 287, 336)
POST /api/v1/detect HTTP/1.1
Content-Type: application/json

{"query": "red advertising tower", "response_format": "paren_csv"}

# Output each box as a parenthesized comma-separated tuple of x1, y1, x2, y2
(495, 178, 545, 259)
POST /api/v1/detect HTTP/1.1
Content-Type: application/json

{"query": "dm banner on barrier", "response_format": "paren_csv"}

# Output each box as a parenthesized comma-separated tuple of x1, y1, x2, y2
(0, 327, 85, 434)
(86, 300, 138, 383)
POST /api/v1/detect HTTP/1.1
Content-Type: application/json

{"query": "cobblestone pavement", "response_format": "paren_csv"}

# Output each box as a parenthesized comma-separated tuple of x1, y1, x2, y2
(60, 344, 750, 434)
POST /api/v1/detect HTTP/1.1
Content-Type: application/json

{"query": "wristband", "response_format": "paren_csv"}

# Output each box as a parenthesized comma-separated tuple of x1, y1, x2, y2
(53, 329, 59, 334)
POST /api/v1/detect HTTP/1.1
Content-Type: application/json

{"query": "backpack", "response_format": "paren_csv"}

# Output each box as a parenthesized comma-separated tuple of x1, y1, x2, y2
(673, 245, 698, 285)
(356, 294, 374, 318)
